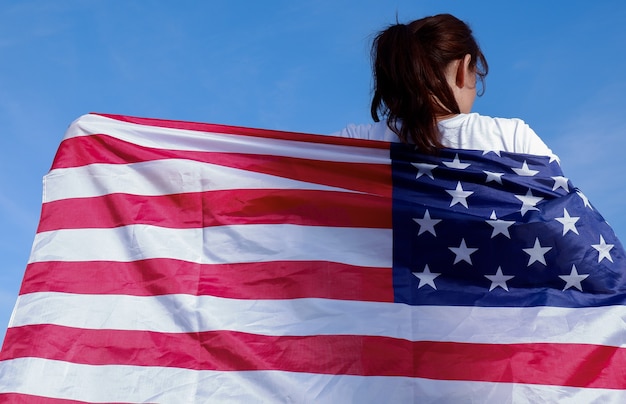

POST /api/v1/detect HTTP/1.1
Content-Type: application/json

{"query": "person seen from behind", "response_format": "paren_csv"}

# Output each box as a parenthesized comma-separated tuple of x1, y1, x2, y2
(334, 13, 557, 161)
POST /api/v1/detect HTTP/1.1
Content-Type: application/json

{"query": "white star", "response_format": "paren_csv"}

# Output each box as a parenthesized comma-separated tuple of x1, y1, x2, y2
(559, 264, 589, 291)
(413, 209, 441, 236)
(483, 170, 504, 185)
(411, 162, 437, 180)
(592, 235, 614, 263)
(449, 238, 478, 265)
(511, 160, 539, 176)
(446, 182, 473, 208)
(551, 176, 570, 192)
(515, 189, 543, 216)
(482, 149, 502, 157)
(523, 238, 552, 266)
(555, 208, 580, 235)
(442, 154, 470, 169)
(413, 265, 441, 289)
(485, 211, 515, 239)
(485, 267, 514, 291)
(576, 190, 593, 210)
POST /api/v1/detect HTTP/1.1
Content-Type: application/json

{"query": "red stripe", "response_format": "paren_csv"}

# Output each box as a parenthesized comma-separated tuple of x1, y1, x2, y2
(3, 324, 625, 389)
(0, 393, 95, 404)
(51, 134, 391, 196)
(94, 113, 390, 148)
(37, 189, 391, 232)
(20, 259, 394, 302)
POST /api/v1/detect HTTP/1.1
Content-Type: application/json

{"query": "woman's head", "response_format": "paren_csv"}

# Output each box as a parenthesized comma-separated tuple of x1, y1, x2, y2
(370, 14, 488, 152)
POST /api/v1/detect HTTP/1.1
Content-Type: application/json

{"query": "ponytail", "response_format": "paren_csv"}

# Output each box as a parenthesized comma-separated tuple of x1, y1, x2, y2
(370, 14, 488, 153)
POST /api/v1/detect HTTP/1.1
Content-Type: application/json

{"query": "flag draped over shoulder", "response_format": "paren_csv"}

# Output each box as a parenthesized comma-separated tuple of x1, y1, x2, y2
(1, 113, 626, 402)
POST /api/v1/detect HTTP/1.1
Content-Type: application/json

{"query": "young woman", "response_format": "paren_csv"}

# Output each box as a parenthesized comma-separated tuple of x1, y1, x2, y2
(334, 13, 557, 160)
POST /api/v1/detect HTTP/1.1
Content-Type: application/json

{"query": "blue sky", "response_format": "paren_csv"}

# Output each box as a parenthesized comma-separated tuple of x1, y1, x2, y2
(1, 0, 625, 343)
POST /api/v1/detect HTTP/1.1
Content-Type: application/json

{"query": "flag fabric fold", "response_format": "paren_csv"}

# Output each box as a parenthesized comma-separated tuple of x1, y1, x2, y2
(1, 113, 625, 402)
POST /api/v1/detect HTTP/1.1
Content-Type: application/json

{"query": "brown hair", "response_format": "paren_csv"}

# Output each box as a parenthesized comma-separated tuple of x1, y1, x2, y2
(370, 14, 488, 152)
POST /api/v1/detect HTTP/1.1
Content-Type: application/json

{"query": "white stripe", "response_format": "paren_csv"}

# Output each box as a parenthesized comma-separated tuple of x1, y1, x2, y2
(10, 292, 626, 347)
(43, 158, 354, 202)
(65, 113, 390, 164)
(1, 357, 622, 403)
(29, 224, 392, 267)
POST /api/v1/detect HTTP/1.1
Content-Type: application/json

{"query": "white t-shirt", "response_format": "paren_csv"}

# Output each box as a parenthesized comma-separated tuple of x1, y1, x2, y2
(332, 113, 557, 159)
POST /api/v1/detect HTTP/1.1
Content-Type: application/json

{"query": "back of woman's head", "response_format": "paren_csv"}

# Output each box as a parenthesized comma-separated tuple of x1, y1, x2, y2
(371, 14, 488, 152)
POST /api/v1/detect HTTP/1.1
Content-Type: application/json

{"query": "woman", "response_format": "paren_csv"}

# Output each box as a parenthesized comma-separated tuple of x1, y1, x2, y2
(329, 14, 626, 402)
(334, 13, 557, 160)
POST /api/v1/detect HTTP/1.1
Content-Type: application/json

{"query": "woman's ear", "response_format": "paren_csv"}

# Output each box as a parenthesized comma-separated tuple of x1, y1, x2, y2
(455, 54, 472, 88)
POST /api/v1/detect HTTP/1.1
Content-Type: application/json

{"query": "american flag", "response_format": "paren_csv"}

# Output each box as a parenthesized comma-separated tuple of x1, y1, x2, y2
(1, 113, 625, 402)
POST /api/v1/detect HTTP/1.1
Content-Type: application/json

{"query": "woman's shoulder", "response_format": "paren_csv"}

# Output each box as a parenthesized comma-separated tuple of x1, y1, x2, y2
(441, 112, 528, 130)
(330, 121, 399, 142)
(331, 113, 557, 159)
(439, 113, 556, 157)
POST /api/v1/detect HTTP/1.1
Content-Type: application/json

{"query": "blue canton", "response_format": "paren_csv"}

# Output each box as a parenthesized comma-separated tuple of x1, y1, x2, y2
(391, 145, 626, 308)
